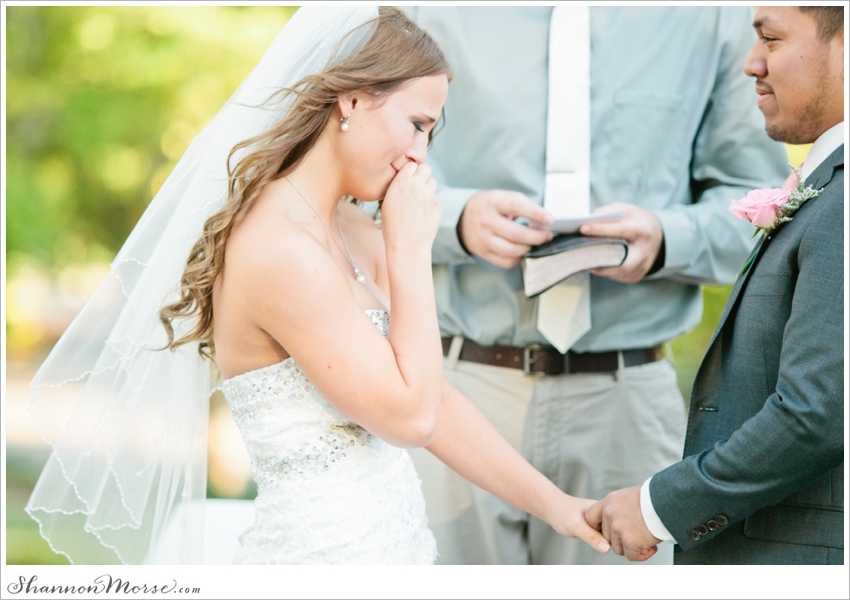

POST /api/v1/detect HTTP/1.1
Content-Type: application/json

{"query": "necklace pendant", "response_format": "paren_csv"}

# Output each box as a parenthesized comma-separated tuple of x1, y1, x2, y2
(355, 271, 366, 285)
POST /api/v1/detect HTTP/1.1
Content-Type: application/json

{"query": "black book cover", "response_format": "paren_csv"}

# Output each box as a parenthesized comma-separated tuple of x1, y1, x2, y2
(523, 234, 628, 297)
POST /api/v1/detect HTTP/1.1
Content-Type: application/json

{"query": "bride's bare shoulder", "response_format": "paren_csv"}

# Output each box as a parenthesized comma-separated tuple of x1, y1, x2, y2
(224, 183, 326, 279)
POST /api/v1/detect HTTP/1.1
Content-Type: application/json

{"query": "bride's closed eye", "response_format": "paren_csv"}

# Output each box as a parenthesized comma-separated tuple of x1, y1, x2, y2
(413, 122, 425, 133)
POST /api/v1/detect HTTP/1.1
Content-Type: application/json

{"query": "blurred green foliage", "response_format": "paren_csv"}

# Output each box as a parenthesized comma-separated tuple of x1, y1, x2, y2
(6, 5, 296, 274)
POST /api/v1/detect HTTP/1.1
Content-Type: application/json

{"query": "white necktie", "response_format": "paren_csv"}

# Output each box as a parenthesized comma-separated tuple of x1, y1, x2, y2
(536, 5, 592, 354)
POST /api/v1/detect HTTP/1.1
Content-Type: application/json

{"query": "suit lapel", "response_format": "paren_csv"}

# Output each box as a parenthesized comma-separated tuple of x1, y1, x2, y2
(706, 144, 844, 350)
(706, 236, 765, 350)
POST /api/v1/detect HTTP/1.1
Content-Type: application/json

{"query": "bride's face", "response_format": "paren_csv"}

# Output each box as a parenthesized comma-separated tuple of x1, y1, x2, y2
(337, 74, 449, 201)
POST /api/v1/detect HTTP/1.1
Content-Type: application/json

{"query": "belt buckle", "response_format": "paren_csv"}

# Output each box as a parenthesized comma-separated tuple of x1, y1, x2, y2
(523, 343, 543, 376)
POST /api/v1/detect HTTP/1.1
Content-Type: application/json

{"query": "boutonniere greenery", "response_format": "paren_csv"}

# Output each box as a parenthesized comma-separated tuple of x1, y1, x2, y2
(729, 165, 823, 274)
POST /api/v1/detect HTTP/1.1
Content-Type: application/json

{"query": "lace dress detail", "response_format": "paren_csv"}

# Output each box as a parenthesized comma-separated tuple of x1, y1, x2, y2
(221, 309, 436, 564)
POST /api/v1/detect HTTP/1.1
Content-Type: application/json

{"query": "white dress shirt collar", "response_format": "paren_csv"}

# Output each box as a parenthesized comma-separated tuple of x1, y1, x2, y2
(801, 122, 845, 181)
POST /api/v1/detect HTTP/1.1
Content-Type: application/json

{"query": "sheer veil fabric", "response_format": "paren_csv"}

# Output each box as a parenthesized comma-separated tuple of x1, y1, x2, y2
(25, 7, 379, 565)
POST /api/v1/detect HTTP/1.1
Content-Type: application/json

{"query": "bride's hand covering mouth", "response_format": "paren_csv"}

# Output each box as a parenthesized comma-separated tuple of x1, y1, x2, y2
(382, 161, 441, 256)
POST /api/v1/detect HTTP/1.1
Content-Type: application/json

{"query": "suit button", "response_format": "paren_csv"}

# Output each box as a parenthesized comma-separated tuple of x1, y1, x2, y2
(697, 524, 709, 536)
(716, 515, 729, 526)
(707, 520, 718, 531)
(689, 529, 701, 541)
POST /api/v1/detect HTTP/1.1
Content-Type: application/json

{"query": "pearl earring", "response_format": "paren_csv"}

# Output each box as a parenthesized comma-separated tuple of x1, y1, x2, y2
(340, 114, 350, 131)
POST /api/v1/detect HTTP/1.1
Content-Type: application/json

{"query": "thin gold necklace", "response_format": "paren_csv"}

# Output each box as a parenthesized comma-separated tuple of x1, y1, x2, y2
(285, 176, 366, 285)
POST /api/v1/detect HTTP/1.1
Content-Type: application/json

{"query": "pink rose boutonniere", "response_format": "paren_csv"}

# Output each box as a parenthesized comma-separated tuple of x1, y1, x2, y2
(730, 165, 822, 274)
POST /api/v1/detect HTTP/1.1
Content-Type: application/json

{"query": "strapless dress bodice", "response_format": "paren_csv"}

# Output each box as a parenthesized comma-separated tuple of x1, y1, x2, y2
(220, 309, 436, 564)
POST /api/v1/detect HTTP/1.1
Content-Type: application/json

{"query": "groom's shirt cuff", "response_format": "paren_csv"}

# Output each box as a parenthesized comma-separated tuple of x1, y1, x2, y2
(640, 477, 675, 543)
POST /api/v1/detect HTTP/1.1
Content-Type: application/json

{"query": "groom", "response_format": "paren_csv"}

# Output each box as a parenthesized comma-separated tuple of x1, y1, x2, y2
(586, 6, 845, 564)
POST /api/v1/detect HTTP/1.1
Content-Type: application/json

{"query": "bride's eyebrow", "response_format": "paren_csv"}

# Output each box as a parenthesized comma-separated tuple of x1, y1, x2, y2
(413, 113, 437, 123)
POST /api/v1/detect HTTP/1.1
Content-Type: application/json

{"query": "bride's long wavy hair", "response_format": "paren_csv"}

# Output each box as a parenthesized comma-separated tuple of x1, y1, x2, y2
(160, 7, 451, 359)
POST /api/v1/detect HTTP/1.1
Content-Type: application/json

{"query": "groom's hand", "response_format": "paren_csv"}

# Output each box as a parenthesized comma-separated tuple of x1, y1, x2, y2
(585, 485, 661, 562)
(458, 190, 553, 269)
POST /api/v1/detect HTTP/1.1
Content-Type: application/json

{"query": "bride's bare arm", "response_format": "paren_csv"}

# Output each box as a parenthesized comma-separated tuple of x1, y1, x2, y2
(250, 163, 443, 449)
(379, 162, 444, 431)
(426, 378, 611, 553)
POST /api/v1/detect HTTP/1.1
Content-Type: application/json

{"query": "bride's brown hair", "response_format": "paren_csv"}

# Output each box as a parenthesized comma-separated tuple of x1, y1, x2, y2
(159, 7, 451, 359)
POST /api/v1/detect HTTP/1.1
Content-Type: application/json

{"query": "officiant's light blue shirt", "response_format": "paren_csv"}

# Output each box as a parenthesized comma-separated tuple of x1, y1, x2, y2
(409, 6, 789, 352)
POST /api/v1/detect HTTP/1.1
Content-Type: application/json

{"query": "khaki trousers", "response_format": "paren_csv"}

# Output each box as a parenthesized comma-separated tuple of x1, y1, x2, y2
(409, 354, 686, 565)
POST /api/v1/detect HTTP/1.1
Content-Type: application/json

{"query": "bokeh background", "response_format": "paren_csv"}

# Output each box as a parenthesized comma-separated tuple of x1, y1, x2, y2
(4, 6, 808, 565)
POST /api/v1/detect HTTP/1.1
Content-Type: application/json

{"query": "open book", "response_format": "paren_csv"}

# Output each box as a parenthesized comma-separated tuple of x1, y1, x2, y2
(522, 234, 628, 297)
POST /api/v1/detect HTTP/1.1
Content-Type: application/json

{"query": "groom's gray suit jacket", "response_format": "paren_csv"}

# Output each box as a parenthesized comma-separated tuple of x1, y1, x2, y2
(650, 145, 845, 565)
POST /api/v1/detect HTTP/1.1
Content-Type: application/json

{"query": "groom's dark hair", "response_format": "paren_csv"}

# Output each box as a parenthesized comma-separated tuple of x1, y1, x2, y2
(799, 6, 844, 43)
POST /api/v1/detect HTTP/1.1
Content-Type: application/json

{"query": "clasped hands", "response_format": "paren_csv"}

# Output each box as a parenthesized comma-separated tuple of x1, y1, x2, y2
(584, 485, 662, 561)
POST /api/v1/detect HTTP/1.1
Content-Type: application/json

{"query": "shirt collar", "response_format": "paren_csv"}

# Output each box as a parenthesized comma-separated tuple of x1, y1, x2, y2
(801, 122, 845, 181)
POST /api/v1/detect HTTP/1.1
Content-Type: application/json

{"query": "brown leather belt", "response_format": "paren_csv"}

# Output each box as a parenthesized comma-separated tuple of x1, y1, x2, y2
(441, 337, 663, 376)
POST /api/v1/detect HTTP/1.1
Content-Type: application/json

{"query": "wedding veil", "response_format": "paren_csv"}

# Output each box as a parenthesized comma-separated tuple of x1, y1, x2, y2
(25, 6, 379, 565)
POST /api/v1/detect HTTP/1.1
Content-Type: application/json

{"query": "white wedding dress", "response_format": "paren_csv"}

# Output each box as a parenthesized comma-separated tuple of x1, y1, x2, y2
(221, 309, 437, 564)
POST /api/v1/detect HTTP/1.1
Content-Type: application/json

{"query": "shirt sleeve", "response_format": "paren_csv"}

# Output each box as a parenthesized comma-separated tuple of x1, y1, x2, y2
(640, 477, 675, 542)
(431, 180, 479, 266)
(647, 8, 788, 286)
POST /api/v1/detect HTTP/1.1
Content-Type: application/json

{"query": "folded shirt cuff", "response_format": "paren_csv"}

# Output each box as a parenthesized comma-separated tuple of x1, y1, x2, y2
(640, 476, 675, 543)
(649, 208, 695, 279)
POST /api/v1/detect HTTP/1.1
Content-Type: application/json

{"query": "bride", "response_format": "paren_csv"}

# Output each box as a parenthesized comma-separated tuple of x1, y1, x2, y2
(26, 7, 608, 564)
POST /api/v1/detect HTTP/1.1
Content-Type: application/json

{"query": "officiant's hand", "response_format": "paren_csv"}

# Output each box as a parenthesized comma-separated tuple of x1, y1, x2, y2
(584, 485, 661, 562)
(458, 190, 554, 269)
(580, 203, 663, 283)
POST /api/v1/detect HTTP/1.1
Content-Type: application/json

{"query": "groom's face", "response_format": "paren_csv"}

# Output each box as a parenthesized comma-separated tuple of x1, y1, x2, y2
(743, 7, 844, 144)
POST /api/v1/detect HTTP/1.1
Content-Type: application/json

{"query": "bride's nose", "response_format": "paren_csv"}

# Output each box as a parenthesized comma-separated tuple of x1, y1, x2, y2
(405, 135, 428, 164)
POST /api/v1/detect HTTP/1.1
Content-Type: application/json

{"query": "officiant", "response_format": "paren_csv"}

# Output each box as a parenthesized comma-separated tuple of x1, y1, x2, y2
(406, 6, 789, 565)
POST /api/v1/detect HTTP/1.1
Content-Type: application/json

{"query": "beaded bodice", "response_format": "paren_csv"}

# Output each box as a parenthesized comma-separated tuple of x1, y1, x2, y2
(222, 310, 390, 491)
(219, 309, 435, 564)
